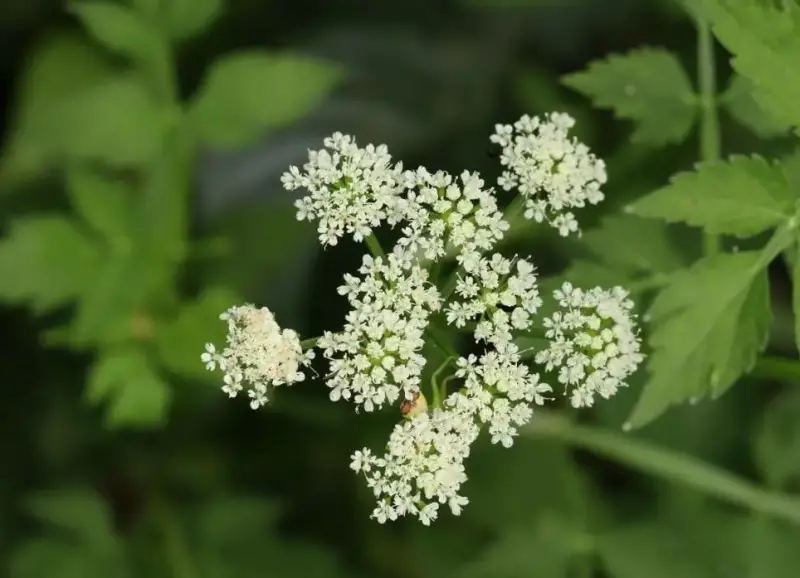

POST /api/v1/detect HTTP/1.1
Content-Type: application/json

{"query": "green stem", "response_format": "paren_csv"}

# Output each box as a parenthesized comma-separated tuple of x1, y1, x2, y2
(697, 14, 721, 256)
(430, 356, 454, 408)
(750, 355, 800, 383)
(527, 412, 800, 525)
(365, 234, 386, 259)
(150, 495, 197, 578)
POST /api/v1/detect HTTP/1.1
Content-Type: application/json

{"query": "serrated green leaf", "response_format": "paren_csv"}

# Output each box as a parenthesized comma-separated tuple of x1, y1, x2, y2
(27, 74, 167, 166)
(627, 250, 773, 428)
(162, 0, 223, 41)
(699, 0, 800, 131)
(66, 167, 135, 251)
(562, 47, 697, 145)
(189, 51, 342, 147)
(753, 389, 800, 490)
(0, 32, 116, 187)
(0, 216, 100, 313)
(723, 74, 792, 138)
(580, 214, 686, 275)
(69, 1, 161, 63)
(87, 346, 171, 428)
(154, 287, 239, 381)
(629, 155, 796, 238)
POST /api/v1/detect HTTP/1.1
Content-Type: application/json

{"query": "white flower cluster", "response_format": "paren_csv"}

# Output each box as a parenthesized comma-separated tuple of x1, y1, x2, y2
(394, 169, 509, 266)
(350, 405, 478, 525)
(281, 132, 405, 246)
(317, 253, 442, 412)
(202, 305, 314, 409)
(491, 113, 606, 236)
(204, 113, 644, 526)
(536, 282, 644, 408)
(446, 254, 542, 347)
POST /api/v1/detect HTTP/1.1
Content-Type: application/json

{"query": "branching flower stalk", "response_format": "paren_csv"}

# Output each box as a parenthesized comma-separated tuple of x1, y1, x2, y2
(202, 113, 645, 525)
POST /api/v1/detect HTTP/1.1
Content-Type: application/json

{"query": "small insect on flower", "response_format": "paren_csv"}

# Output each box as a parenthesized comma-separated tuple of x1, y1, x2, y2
(400, 391, 428, 418)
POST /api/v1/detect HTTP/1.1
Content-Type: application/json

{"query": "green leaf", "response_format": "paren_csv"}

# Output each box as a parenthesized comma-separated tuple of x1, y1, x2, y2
(0, 217, 100, 313)
(66, 167, 135, 251)
(722, 74, 792, 138)
(629, 155, 797, 238)
(753, 389, 800, 490)
(10, 489, 131, 578)
(189, 51, 342, 147)
(69, 254, 151, 346)
(87, 346, 171, 428)
(154, 287, 240, 381)
(562, 47, 697, 145)
(628, 250, 774, 428)
(27, 74, 167, 166)
(69, 1, 161, 63)
(162, 0, 223, 41)
(739, 517, 800, 578)
(0, 32, 116, 187)
(699, 0, 800, 131)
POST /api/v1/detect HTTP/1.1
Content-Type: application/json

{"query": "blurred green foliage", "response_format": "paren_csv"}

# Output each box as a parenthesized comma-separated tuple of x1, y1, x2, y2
(1, 1, 800, 578)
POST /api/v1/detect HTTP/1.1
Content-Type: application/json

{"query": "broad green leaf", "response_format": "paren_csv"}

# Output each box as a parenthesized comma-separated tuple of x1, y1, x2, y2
(10, 489, 131, 578)
(69, 1, 161, 63)
(0, 32, 116, 187)
(629, 155, 796, 238)
(66, 167, 135, 251)
(753, 389, 800, 490)
(154, 287, 239, 381)
(580, 214, 686, 275)
(723, 74, 792, 138)
(699, 0, 800, 130)
(69, 254, 151, 346)
(162, 0, 223, 41)
(189, 51, 342, 147)
(0, 216, 100, 313)
(87, 346, 171, 428)
(628, 250, 773, 428)
(27, 74, 167, 166)
(562, 47, 697, 145)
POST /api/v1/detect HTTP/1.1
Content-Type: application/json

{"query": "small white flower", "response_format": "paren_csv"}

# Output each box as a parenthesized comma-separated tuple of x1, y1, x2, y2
(491, 112, 606, 236)
(203, 304, 312, 408)
(282, 133, 406, 247)
(319, 254, 442, 412)
(535, 282, 644, 407)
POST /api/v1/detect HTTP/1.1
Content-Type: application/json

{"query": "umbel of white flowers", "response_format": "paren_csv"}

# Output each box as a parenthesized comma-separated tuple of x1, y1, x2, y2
(202, 113, 644, 526)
